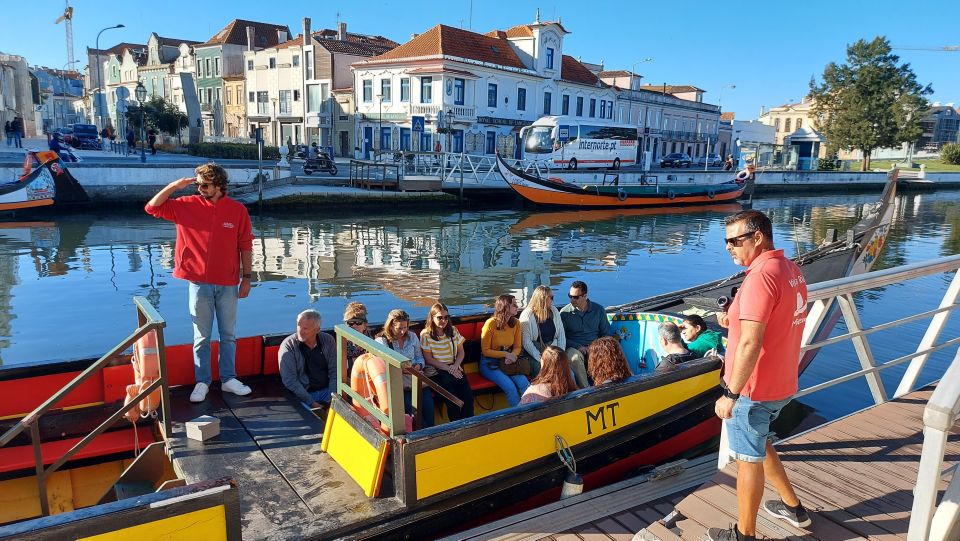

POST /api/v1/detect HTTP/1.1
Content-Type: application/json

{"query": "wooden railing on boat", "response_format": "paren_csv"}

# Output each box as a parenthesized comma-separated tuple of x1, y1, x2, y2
(0, 297, 172, 517)
(716, 254, 960, 539)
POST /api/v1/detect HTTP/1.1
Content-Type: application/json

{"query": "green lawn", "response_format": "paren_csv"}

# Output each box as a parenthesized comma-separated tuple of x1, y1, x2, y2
(849, 158, 960, 172)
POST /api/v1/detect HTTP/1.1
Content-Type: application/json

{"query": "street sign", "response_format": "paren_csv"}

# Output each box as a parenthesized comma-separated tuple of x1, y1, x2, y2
(558, 125, 569, 142)
(115, 86, 130, 100)
(411, 115, 425, 133)
(115, 99, 128, 113)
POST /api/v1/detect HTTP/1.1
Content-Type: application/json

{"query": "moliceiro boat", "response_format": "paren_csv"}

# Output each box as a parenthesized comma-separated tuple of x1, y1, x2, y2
(0, 173, 897, 540)
(495, 151, 753, 208)
(0, 151, 89, 212)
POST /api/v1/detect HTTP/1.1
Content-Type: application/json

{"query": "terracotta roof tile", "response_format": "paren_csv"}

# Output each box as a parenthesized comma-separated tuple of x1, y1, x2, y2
(315, 38, 395, 57)
(599, 70, 633, 77)
(201, 19, 291, 48)
(367, 25, 526, 69)
(88, 42, 146, 56)
(640, 84, 705, 94)
(561, 55, 601, 86)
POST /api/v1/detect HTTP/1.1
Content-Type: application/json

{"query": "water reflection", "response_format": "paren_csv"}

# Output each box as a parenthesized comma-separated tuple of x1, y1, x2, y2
(0, 190, 957, 376)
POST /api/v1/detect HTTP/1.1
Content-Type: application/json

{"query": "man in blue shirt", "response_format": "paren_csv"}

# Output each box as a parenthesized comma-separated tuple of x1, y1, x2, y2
(560, 280, 614, 388)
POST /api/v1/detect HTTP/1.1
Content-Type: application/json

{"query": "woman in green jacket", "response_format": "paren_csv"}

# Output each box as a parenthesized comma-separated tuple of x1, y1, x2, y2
(679, 314, 724, 358)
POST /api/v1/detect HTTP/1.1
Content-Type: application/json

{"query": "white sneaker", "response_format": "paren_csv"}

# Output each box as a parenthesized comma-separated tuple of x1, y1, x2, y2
(190, 382, 209, 403)
(221, 378, 252, 396)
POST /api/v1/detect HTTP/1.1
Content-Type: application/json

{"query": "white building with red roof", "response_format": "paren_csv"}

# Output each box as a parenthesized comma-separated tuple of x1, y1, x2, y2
(351, 16, 616, 158)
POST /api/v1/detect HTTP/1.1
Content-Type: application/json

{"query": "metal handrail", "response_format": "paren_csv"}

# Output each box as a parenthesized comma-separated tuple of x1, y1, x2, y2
(0, 297, 171, 516)
(717, 255, 960, 540)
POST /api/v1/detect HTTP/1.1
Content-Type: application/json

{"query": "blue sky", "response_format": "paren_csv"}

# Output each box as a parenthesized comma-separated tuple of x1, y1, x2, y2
(5, 0, 957, 117)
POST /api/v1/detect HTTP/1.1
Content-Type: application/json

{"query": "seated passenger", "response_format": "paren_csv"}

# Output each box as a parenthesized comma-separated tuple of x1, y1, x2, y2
(654, 322, 698, 374)
(343, 301, 370, 369)
(278, 309, 337, 409)
(587, 336, 632, 385)
(560, 280, 616, 388)
(680, 314, 724, 358)
(480, 294, 530, 407)
(519, 285, 566, 377)
(420, 303, 474, 421)
(375, 309, 436, 427)
(520, 346, 576, 405)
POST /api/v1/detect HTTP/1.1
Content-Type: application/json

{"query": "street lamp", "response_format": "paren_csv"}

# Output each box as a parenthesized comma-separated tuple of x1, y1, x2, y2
(630, 57, 652, 89)
(711, 83, 736, 170)
(375, 93, 383, 162)
(445, 109, 455, 154)
(135, 81, 147, 163)
(94, 24, 124, 129)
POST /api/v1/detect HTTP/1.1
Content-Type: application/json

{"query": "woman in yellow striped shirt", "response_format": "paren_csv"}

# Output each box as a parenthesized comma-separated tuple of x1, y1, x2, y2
(420, 303, 474, 421)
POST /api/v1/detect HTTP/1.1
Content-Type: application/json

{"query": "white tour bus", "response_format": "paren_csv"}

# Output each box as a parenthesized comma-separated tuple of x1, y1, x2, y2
(520, 116, 639, 170)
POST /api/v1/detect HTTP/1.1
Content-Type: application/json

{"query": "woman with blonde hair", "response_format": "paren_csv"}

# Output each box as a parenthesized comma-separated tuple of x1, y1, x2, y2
(587, 336, 632, 385)
(376, 309, 435, 427)
(519, 285, 566, 376)
(420, 303, 474, 421)
(480, 294, 529, 406)
(343, 302, 370, 369)
(519, 346, 576, 404)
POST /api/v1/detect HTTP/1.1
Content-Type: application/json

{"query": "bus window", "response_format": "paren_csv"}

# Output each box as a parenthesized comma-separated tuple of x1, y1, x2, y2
(524, 126, 554, 154)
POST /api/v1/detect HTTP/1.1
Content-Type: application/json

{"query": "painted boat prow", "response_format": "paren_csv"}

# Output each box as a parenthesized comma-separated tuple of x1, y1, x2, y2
(0, 151, 89, 212)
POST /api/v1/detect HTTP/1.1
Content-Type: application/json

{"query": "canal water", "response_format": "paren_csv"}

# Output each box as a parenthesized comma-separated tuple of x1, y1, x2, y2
(1, 189, 958, 423)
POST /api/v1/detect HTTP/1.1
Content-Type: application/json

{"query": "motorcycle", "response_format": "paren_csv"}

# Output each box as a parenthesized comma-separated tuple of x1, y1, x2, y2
(303, 152, 338, 176)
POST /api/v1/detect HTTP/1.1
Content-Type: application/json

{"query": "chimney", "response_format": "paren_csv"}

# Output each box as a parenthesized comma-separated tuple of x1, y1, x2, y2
(759, 105, 766, 117)
(303, 17, 311, 45)
(277, 29, 288, 43)
(337, 22, 347, 41)
(245, 26, 256, 51)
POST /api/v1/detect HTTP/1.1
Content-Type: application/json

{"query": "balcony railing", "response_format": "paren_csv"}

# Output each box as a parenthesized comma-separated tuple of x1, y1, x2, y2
(411, 104, 441, 117)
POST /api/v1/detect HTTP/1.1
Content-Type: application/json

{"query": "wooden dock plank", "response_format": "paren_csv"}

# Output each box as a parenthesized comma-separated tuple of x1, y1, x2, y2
(591, 517, 637, 541)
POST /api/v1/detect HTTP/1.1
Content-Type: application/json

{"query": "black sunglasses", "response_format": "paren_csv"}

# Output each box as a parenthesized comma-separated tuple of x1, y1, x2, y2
(568, 293, 584, 300)
(196, 182, 212, 189)
(725, 230, 757, 247)
(346, 318, 367, 326)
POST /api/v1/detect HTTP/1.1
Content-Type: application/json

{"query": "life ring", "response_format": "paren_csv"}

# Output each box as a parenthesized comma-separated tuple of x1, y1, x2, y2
(736, 170, 750, 183)
(350, 353, 413, 433)
(123, 331, 162, 422)
(667, 190, 676, 200)
(617, 188, 628, 201)
(707, 189, 716, 199)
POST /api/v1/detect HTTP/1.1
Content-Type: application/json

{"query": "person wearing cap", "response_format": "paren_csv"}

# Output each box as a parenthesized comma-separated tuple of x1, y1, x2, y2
(145, 163, 254, 403)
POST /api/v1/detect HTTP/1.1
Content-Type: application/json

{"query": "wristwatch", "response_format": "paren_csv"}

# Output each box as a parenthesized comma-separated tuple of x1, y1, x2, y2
(723, 387, 741, 400)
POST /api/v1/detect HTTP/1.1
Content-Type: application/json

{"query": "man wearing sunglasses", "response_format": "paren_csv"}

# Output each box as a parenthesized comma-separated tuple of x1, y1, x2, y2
(145, 163, 254, 403)
(560, 280, 614, 388)
(708, 210, 810, 541)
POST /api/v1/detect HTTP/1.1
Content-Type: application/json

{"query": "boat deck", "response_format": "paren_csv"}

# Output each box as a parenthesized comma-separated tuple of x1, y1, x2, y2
(481, 387, 958, 541)
(166, 379, 404, 540)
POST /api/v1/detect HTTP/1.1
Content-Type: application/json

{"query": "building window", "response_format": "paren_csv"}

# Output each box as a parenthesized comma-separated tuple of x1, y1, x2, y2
(292, 55, 300, 67)
(561, 94, 569, 115)
(214, 57, 220, 77)
(279, 90, 291, 115)
(454, 78, 465, 105)
(796, 118, 803, 129)
(543, 91, 552, 115)
(362, 79, 372, 102)
(226, 88, 232, 105)
(256, 91, 269, 115)
(381, 79, 391, 102)
(589, 98, 596, 118)
(784, 118, 792, 132)
(204, 58, 211, 78)
(774, 118, 780, 131)
(321, 83, 330, 113)
(576, 96, 584, 116)
(305, 50, 313, 79)
(420, 77, 432, 103)
(608, 101, 614, 119)
(546, 47, 554, 70)
(517, 87, 526, 111)
(487, 83, 498, 108)
(307, 85, 320, 112)
(600, 100, 606, 119)
(269, 57, 276, 69)
(248, 91, 254, 102)
(247, 59, 253, 71)
(486, 131, 496, 154)
(400, 78, 410, 102)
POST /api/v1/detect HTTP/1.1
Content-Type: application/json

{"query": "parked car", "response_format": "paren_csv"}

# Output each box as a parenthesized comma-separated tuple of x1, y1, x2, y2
(695, 153, 723, 167)
(69, 124, 101, 149)
(53, 127, 73, 144)
(660, 153, 691, 168)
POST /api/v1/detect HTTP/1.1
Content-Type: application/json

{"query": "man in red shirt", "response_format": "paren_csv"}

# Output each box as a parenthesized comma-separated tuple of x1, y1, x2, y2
(708, 210, 811, 541)
(145, 164, 254, 403)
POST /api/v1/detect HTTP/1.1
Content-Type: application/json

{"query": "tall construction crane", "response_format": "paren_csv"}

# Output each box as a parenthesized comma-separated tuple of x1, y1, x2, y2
(54, 1, 75, 71)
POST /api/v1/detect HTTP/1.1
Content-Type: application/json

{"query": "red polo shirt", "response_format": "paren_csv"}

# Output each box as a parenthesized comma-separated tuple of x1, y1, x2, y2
(723, 249, 808, 401)
(145, 195, 253, 286)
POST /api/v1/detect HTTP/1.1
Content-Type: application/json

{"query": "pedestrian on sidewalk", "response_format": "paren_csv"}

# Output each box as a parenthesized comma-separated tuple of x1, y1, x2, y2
(148, 130, 157, 155)
(3, 121, 10, 146)
(708, 210, 811, 541)
(11, 117, 23, 148)
(126, 127, 135, 156)
(144, 163, 255, 404)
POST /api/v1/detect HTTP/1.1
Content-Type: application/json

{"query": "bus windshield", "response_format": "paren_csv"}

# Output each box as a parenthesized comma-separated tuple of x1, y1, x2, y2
(524, 126, 554, 154)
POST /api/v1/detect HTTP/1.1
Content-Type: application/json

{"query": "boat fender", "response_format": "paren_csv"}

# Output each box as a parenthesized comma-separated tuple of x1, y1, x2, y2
(617, 188, 628, 201)
(667, 190, 676, 200)
(123, 331, 162, 422)
(707, 189, 716, 199)
(560, 470, 584, 499)
(736, 169, 750, 183)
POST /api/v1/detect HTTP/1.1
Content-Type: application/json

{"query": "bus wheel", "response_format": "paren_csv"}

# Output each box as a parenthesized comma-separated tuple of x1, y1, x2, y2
(568, 158, 577, 170)
(612, 158, 621, 170)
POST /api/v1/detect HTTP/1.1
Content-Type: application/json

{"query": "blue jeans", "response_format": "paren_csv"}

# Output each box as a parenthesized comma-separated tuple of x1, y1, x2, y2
(404, 387, 435, 428)
(300, 388, 331, 410)
(12, 132, 22, 148)
(479, 356, 529, 407)
(189, 282, 238, 385)
(725, 395, 792, 463)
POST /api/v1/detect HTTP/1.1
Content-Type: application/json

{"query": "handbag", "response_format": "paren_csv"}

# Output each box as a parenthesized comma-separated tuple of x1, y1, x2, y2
(497, 344, 532, 376)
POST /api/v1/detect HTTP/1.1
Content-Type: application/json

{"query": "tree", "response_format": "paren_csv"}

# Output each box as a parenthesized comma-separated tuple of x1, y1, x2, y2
(809, 36, 932, 171)
(123, 96, 188, 144)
